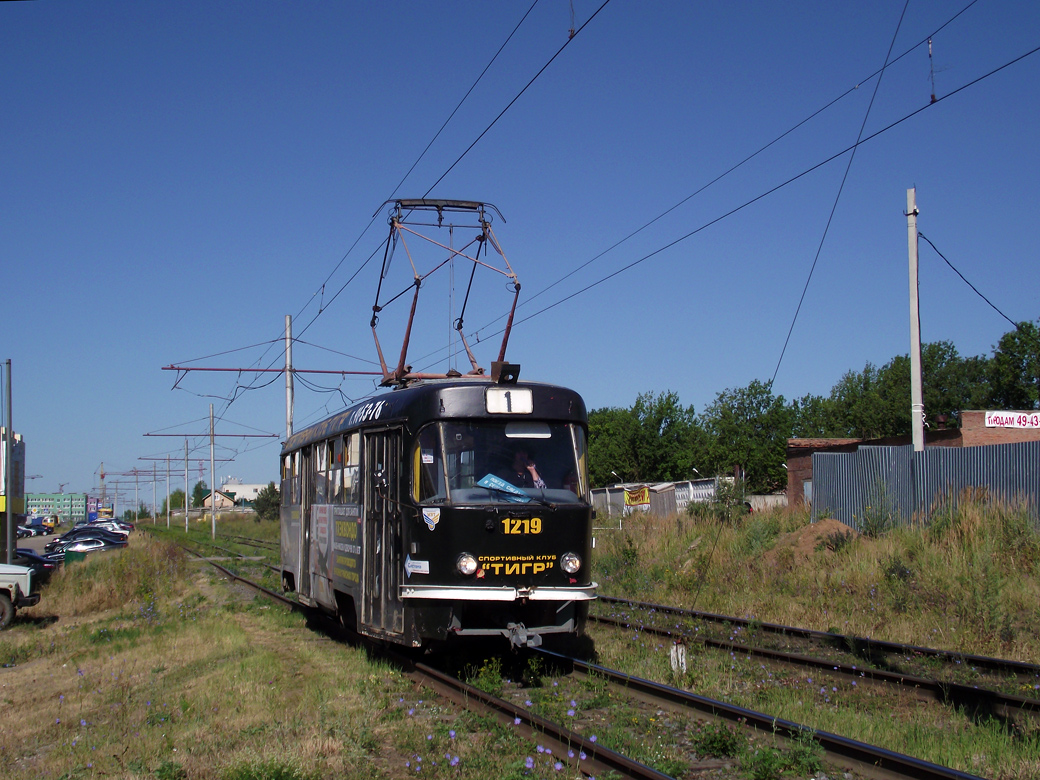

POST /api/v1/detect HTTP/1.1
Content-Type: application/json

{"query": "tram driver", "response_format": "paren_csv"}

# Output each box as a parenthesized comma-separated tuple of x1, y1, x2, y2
(501, 448, 547, 490)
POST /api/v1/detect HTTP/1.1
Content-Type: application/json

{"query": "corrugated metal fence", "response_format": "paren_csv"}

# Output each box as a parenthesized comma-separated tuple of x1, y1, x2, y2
(812, 441, 1040, 529)
(591, 479, 717, 523)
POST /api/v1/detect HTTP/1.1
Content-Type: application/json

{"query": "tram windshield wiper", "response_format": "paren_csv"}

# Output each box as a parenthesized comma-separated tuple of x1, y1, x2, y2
(476, 474, 556, 510)
(485, 485, 556, 510)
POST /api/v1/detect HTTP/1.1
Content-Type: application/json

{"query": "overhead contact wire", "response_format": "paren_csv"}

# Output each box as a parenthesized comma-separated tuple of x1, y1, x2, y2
(414, 43, 1040, 370)
(201, 2, 551, 416)
(770, 0, 911, 387)
(917, 232, 1020, 330)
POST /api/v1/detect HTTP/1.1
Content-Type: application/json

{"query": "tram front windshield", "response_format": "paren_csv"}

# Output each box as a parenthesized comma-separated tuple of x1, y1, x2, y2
(413, 420, 587, 506)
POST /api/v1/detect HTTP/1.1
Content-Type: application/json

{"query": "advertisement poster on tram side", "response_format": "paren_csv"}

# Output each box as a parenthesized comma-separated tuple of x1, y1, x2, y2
(331, 503, 363, 592)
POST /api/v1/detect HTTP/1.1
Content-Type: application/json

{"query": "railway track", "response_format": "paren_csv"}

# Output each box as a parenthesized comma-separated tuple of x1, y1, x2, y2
(180, 546, 670, 779)
(178, 541, 988, 780)
(596, 595, 1040, 683)
(534, 647, 986, 780)
(220, 533, 279, 551)
(590, 611, 1040, 725)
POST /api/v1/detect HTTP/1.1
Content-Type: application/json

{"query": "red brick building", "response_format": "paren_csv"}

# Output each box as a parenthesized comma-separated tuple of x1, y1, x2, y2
(786, 410, 1040, 506)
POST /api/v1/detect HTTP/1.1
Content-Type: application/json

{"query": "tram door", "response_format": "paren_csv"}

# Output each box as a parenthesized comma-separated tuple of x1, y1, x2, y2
(297, 448, 313, 602)
(362, 428, 404, 637)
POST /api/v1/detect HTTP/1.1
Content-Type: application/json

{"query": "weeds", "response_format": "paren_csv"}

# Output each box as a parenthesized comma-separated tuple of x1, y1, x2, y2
(465, 657, 504, 695)
(691, 720, 745, 758)
(816, 529, 855, 553)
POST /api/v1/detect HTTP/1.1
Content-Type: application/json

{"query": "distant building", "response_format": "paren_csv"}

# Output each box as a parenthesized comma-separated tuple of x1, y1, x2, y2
(219, 477, 271, 507)
(26, 492, 89, 525)
(787, 409, 1040, 506)
(201, 490, 238, 510)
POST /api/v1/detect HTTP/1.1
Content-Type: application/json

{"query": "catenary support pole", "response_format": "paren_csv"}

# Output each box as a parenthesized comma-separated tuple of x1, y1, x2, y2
(210, 404, 216, 539)
(285, 314, 293, 439)
(907, 188, 925, 452)
(184, 438, 189, 533)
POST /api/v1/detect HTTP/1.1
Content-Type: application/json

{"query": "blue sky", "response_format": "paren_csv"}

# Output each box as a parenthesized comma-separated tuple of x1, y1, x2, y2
(3, 1, 1038, 503)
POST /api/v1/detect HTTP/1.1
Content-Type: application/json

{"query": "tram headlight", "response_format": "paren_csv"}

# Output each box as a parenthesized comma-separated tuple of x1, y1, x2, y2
(456, 553, 479, 576)
(561, 552, 582, 574)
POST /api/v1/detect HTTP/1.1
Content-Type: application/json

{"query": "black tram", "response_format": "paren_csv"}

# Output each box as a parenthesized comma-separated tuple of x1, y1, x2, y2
(279, 373, 596, 648)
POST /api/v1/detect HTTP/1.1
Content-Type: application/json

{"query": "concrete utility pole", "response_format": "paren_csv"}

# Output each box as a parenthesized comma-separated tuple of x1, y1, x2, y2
(285, 314, 294, 439)
(907, 188, 925, 452)
(184, 438, 189, 533)
(210, 404, 216, 539)
(4, 359, 12, 564)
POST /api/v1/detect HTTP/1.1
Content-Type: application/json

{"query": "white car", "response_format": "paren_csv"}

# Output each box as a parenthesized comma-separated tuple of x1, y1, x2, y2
(0, 564, 41, 629)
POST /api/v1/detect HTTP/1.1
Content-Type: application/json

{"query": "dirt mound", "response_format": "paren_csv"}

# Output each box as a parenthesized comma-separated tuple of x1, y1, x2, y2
(764, 517, 858, 569)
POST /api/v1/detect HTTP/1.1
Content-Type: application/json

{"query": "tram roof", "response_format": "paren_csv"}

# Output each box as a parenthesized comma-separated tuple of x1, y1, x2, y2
(282, 378, 586, 454)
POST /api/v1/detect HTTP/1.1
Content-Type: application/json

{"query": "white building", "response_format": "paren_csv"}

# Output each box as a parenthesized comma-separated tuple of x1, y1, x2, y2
(219, 477, 271, 506)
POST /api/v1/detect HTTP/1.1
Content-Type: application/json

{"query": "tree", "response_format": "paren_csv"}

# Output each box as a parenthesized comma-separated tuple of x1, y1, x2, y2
(192, 481, 209, 508)
(253, 482, 281, 523)
(587, 391, 702, 486)
(827, 362, 899, 439)
(700, 379, 792, 493)
(790, 392, 835, 438)
(988, 321, 1040, 410)
(587, 406, 640, 486)
(160, 489, 187, 515)
(881, 341, 992, 431)
(630, 391, 701, 483)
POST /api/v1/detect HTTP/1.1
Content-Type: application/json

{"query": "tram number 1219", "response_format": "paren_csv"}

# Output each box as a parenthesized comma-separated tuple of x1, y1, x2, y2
(501, 517, 542, 535)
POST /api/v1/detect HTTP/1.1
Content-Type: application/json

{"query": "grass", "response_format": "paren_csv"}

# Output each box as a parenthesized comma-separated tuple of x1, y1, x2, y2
(5, 503, 1037, 779)
(0, 532, 601, 780)
(593, 499, 1040, 660)
(590, 498, 1040, 779)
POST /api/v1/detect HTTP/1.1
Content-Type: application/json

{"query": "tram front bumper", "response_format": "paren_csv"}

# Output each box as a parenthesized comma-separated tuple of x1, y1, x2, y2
(400, 583, 597, 601)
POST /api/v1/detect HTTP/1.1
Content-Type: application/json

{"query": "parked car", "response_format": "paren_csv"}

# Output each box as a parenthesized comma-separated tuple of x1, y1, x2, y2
(0, 563, 40, 629)
(16, 526, 33, 539)
(24, 522, 55, 536)
(45, 529, 126, 553)
(88, 520, 132, 535)
(52, 525, 127, 542)
(52, 537, 127, 555)
(14, 549, 61, 584)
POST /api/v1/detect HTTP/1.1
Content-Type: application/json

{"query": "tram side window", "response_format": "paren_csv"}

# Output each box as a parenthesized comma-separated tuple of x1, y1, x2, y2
(313, 442, 328, 503)
(281, 455, 292, 505)
(413, 425, 446, 503)
(330, 436, 344, 502)
(342, 433, 361, 504)
(291, 451, 302, 504)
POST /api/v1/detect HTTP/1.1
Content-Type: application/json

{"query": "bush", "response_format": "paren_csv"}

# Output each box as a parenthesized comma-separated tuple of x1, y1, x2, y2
(253, 482, 281, 523)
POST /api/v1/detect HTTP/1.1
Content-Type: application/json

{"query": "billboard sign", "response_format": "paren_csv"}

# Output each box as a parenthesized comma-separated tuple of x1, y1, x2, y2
(985, 411, 1040, 429)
